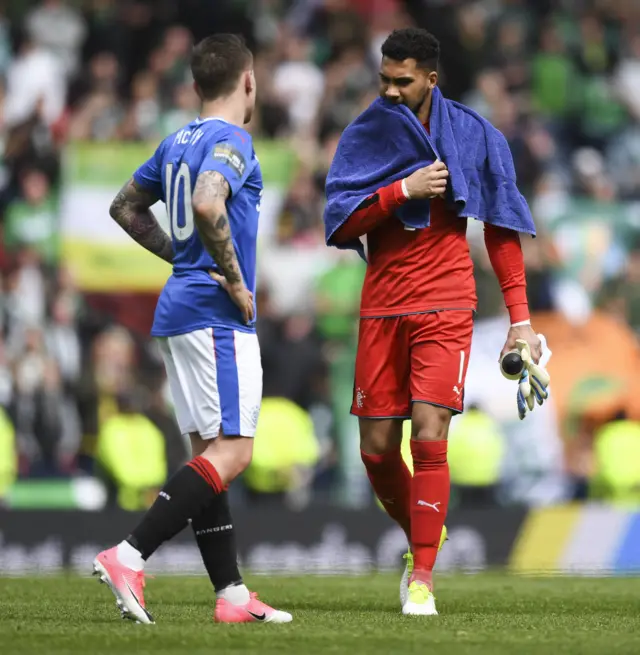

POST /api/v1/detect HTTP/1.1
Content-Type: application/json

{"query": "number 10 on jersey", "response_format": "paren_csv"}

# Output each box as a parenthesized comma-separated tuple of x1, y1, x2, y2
(165, 162, 194, 241)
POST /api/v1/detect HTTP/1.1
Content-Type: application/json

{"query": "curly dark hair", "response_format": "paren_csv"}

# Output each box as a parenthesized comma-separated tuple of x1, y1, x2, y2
(381, 28, 440, 70)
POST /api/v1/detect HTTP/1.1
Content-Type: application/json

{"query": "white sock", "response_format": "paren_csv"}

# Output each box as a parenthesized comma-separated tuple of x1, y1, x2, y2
(216, 583, 250, 606)
(116, 541, 145, 572)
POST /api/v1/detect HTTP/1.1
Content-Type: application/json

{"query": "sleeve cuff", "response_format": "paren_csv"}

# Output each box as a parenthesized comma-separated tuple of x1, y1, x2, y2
(507, 302, 530, 324)
(503, 286, 530, 324)
(378, 180, 410, 214)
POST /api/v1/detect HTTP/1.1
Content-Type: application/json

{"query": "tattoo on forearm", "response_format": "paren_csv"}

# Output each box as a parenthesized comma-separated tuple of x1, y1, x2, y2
(110, 178, 173, 264)
(192, 171, 243, 285)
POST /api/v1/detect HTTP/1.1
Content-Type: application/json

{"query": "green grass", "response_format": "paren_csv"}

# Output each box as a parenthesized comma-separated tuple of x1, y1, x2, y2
(1, 574, 640, 654)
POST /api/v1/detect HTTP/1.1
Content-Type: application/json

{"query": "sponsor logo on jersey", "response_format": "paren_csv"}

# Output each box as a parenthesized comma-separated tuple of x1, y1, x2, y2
(212, 143, 246, 177)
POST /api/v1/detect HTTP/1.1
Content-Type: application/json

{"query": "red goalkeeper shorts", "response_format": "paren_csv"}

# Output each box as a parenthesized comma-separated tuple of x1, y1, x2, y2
(351, 310, 474, 418)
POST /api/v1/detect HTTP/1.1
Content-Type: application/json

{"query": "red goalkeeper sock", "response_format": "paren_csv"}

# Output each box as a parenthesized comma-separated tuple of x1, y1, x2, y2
(410, 439, 449, 590)
(361, 448, 412, 541)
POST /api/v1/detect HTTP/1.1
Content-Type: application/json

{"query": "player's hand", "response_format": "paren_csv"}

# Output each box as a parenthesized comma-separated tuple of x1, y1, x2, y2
(500, 325, 550, 420)
(404, 161, 449, 199)
(209, 271, 254, 324)
(515, 340, 551, 420)
(500, 324, 542, 364)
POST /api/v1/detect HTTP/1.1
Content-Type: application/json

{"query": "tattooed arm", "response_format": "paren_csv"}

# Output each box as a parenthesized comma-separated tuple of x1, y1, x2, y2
(109, 178, 173, 264)
(192, 170, 254, 323)
(191, 170, 243, 285)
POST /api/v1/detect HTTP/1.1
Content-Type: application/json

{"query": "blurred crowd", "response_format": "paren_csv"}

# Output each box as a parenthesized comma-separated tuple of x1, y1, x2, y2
(1, 0, 640, 510)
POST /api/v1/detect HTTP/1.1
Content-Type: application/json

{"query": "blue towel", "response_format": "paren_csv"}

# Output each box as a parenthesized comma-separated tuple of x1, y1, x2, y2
(324, 86, 536, 259)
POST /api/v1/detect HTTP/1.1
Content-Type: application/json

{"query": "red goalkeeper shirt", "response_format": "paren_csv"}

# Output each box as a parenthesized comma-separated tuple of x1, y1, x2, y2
(332, 180, 530, 322)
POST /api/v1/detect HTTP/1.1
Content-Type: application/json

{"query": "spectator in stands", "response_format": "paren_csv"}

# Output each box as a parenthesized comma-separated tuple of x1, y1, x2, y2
(75, 326, 136, 471)
(96, 390, 167, 510)
(68, 83, 125, 141)
(0, 337, 13, 409)
(159, 83, 199, 136)
(531, 23, 577, 125)
(3, 168, 59, 265)
(598, 242, 640, 337)
(25, 0, 87, 78)
(4, 248, 47, 333)
(314, 250, 364, 347)
(4, 32, 65, 129)
(0, 5, 11, 77)
(68, 50, 121, 110)
(264, 312, 328, 412)
(12, 327, 65, 476)
(277, 168, 323, 244)
(119, 70, 161, 141)
(158, 24, 192, 92)
(143, 369, 188, 476)
(242, 397, 320, 509)
(0, 402, 16, 500)
(272, 34, 324, 135)
(45, 291, 81, 388)
(590, 411, 640, 506)
(447, 406, 506, 509)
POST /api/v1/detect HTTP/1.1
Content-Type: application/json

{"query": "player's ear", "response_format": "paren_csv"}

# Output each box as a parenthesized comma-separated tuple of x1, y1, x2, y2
(244, 70, 254, 96)
(428, 70, 438, 89)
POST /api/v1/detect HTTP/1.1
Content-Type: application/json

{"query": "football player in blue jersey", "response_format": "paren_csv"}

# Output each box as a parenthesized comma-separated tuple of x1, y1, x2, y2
(93, 34, 292, 625)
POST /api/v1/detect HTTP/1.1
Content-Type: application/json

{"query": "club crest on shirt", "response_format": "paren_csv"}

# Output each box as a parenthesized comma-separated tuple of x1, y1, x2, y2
(250, 404, 261, 428)
(212, 143, 246, 178)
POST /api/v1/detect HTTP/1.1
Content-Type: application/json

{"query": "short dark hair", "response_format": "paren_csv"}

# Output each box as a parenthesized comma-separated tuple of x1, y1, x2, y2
(191, 34, 253, 101)
(381, 28, 440, 70)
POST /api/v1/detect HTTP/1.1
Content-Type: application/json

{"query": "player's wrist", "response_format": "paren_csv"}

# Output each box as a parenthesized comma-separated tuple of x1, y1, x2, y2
(508, 305, 531, 324)
(383, 180, 410, 211)
(505, 293, 530, 325)
(400, 178, 412, 200)
(224, 277, 246, 290)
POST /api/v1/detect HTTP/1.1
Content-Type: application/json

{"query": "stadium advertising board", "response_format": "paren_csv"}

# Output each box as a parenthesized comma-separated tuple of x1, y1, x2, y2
(0, 507, 524, 576)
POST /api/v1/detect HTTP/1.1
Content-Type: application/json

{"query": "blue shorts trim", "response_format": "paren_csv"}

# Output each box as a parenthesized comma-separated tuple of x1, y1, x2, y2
(212, 328, 241, 435)
(412, 399, 462, 415)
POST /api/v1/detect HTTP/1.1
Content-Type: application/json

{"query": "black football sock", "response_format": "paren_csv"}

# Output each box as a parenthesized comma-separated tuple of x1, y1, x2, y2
(191, 491, 243, 591)
(127, 456, 224, 559)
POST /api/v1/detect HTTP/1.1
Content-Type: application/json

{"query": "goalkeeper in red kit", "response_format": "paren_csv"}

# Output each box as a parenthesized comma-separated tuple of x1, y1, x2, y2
(325, 28, 549, 616)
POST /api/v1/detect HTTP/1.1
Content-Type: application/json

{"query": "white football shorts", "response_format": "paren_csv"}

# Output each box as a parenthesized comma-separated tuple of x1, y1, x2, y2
(157, 327, 262, 439)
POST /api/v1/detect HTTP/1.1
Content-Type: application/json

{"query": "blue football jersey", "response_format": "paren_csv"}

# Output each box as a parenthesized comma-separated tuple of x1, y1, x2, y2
(133, 117, 263, 336)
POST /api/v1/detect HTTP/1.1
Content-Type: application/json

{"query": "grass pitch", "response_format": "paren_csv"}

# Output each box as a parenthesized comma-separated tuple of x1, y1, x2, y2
(1, 574, 639, 654)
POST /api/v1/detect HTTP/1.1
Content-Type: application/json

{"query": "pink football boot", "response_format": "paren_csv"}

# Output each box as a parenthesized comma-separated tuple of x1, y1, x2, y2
(214, 591, 293, 624)
(93, 547, 154, 624)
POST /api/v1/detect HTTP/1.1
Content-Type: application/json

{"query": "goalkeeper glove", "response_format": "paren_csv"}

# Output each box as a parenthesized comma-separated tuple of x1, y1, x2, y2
(515, 338, 551, 421)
